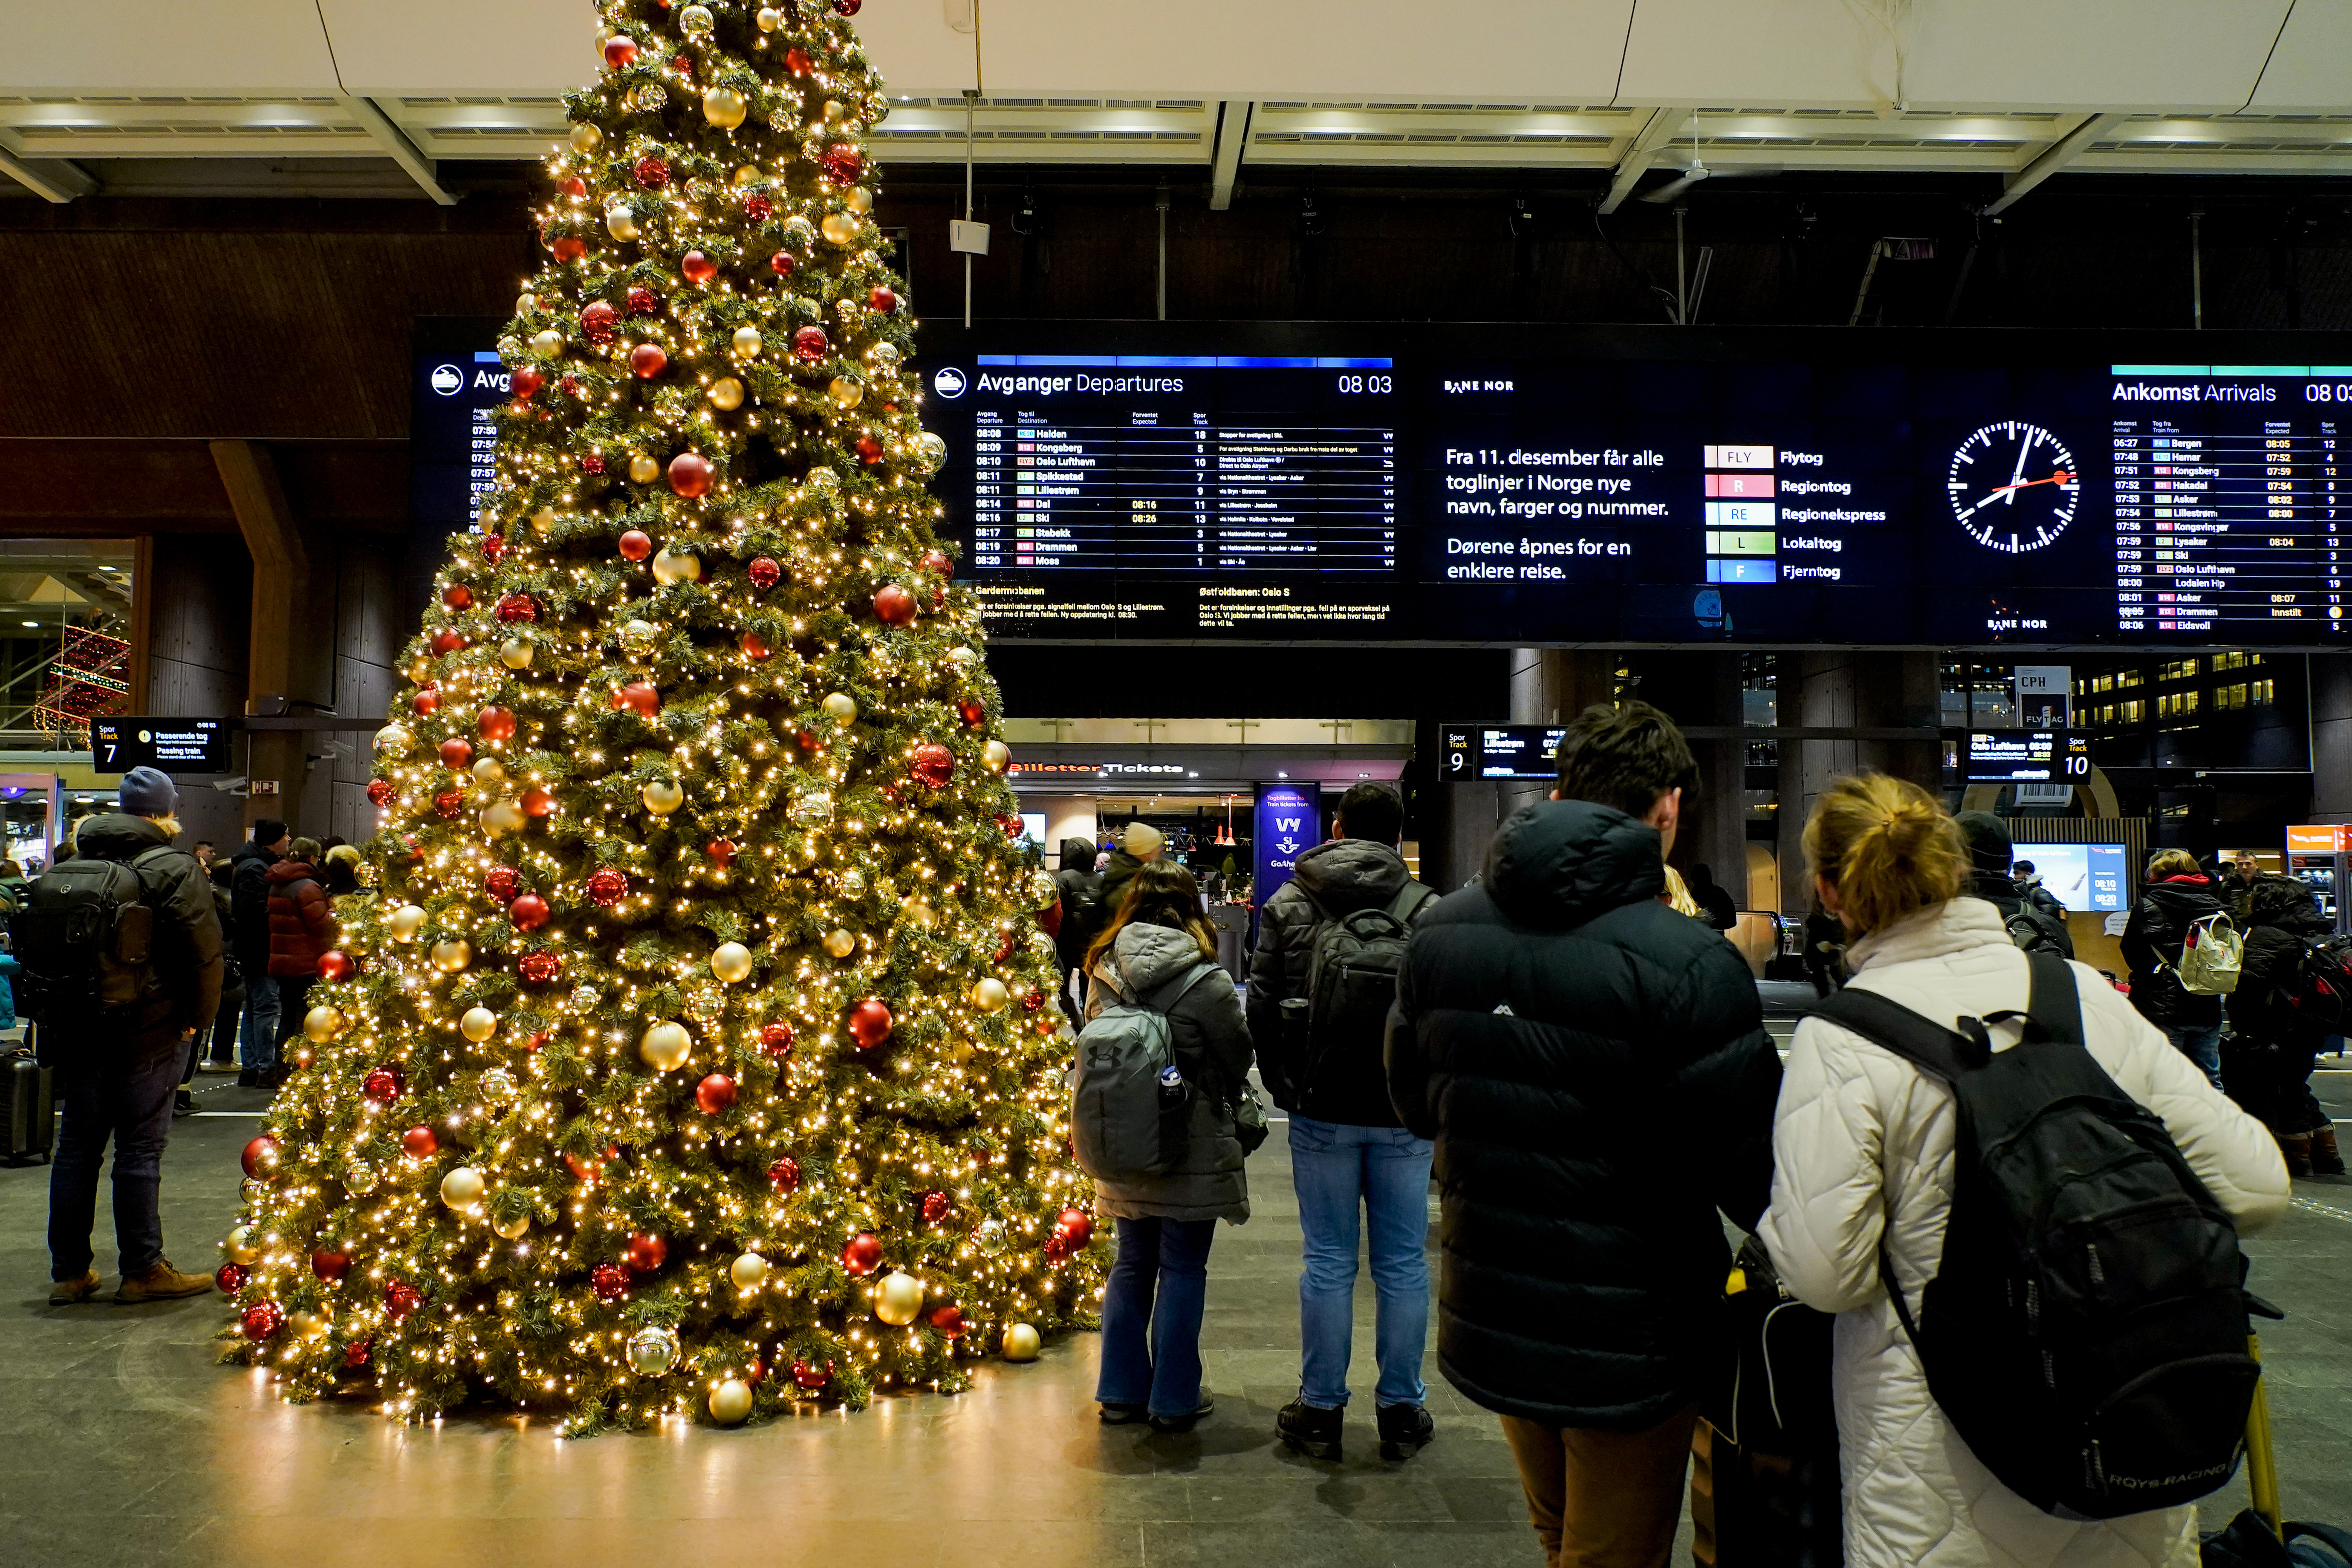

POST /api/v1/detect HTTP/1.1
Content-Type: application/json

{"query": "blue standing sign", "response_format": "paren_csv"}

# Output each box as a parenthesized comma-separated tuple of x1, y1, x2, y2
(1254, 783, 1318, 918)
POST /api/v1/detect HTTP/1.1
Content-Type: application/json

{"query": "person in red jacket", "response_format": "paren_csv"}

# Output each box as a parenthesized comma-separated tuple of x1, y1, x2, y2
(264, 838, 334, 1083)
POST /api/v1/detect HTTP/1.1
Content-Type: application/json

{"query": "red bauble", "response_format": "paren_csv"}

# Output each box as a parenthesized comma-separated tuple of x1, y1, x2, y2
(742, 193, 774, 221)
(847, 997, 894, 1050)
(477, 706, 517, 741)
(443, 584, 473, 611)
(521, 786, 555, 817)
(910, 742, 954, 789)
(581, 452, 607, 474)
(920, 1190, 952, 1225)
(791, 1357, 829, 1389)
(794, 729, 821, 754)
(841, 1231, 883, 1276)
(784, 45, 814, 75)
(433, 789, 465, 820)
(591, 1262, 630, 1302)
(1022, 988, 1045, 1013)
(495, 592, 539, 623)
(671, 52, 693, 75)
(519, 949, 563, 985)
(384, 1279, 422, 1320)
(869, 285, 897, 315)
(769, 1155, 802, 1194)
(921, 548, 952, 577)
(821, 145, 864, 186)
(1055, 1208, 1094, 1250)
(997, 814, 1023, 841)
(695, 1073, 737, 1115)
(928, 1305, 965, 1339)
(630, 343, 669, 379)
(616, 681, 660, 717)
(707, 838, 737, 868)
(550, 235, 587, 263)
(563, 1148, 608, 1181)
(834, 0, 861, 14)
(560, 176, 586, 198)
(747, 1357, 766, 1386)
(624, 1233, 668, 1273)
(791, 325, 829, 361)
(618, 528, 653, 561)
(509, 893, 551, 931)
(681, 250, 717, 284)
(412, 687, 441, 716)
(667, 452, 713, 497)
(367, 778, 395, 808)
(318, 949, 354, 982)
(626, 286, 659, 317)
(478, 531, 506, 562)
(742, 631, 772, 660)
(586, 866, 629, 905)
(632, 153, 670, 188)
(312, 1248, 350, 1282)
(995, 926, 1017, 963)
(873, 584, 917, 626)
(580, 300, 618, 345)
(1044, 1233, 1073, 1263)
(602, 34, 639, 68)
(484, 866, 521, 903)
(214, 1262, 247, 1294)
(241, 1300, 285, 1341)
(401, 1126, 439, 1160)
(769, 250, 797, 277)
(241, 1135, 278, 1179)
(439, 737, 474, 770)
(511, 367, 544, 401)
(748, 556, 781, 589)
(363, 1065, 403, 1103)
(759, 1020, 795, 1057)
(344, 1340, 372, 1369)
(957, 699, 985, 729)
(431, 629, 467, 655)
(855, 433, 884, 466)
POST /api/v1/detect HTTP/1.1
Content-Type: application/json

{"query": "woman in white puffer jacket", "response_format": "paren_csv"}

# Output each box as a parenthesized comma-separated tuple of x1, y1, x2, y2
(1760, 774, 2290, 1568)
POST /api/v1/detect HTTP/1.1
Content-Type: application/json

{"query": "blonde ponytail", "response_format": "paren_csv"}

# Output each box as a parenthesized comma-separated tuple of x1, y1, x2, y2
(1802, 773, 1966, 936)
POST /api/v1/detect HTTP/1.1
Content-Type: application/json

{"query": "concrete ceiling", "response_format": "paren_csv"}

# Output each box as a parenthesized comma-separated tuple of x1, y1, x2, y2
(0, 0, 2346, 205)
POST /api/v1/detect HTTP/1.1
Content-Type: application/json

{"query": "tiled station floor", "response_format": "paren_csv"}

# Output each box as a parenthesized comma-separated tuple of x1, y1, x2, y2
(1, 1065, 2348, 1567)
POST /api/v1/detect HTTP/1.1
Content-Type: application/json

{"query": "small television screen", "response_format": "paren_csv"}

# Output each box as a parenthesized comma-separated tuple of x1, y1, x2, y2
(2014, 842, 2130, 913)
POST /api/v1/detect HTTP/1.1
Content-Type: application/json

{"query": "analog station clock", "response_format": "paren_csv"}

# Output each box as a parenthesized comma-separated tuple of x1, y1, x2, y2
(1947, 421, 2079, 552)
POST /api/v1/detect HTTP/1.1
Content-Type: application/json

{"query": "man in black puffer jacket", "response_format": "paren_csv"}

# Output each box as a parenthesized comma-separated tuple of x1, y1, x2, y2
(2225, 873, 2343, 1175)
(1388, 700, 1781, 1568)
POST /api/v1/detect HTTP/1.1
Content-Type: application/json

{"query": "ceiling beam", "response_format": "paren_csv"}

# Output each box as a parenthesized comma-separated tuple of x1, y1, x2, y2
(0, 129, 94, 203)
(1209, 100, 1252, 211)
(1597, 108, 1691, 216)
(1980, 111, 2123, 215)
(338, 93, 459, 206)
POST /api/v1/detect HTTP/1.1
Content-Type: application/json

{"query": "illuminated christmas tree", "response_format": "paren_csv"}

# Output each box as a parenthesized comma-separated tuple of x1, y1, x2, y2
(218, 0, 1099, 1432)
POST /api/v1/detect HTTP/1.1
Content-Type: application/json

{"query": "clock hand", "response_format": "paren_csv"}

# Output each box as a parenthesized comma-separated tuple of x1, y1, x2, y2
(2001, 432, 2033, 507)
(1988, 471, 2075, 497)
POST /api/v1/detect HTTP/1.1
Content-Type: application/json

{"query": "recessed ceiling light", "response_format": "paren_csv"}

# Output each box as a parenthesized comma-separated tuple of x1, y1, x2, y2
(20, 621, 36, 628)
(1277, 771, 1289, 778)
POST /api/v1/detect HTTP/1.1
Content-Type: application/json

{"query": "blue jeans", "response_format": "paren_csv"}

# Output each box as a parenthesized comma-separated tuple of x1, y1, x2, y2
(240, 973, 280, 1073)
(2168, 1024, 2225, 1091)
(1097, 1216, 1216, 1418)
(49, 1026, 186, 1279)
(1289, 1115, 1433, 1409)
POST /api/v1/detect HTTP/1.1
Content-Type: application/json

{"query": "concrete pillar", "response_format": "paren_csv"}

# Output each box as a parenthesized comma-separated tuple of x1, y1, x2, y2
(2312, 654, 2352, 823)
(1630, 652, 1748, 907)
(1775, 650, 1942, 911)
(140, 534, 252, 854)
(211, 440, 335, 837)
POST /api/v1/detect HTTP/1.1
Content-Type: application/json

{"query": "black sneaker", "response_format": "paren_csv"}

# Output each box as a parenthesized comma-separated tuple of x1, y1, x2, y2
(237, 1068, 259, 1087)
(1376, 1403, 1435, 1460)
(1277, 1398, 1343, 1460)
(1098, 1402, 1148, 1425)
(173, 1090, 195, 1118)
(1148, 1395, 1213, 1434)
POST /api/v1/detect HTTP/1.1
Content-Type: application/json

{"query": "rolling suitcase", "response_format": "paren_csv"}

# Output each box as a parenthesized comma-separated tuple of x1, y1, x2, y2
(2201, 1300, 2352, 1567)
(1, 1026, 55, 1164)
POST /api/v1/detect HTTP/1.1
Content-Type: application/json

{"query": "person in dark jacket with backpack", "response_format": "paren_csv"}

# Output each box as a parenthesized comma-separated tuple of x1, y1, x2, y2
(1247, 781, 1439, 1463)
(1083, 860, 1254, 1435)
(228, 819, 287, 1086)
(2121, 848, 2228, 1089)
(2225, 873, 2344, 1175)
(1053, 835, 1106, 1002)
(43, 766, 224, 1305)
(1388, 701, 1782, 1568)
(265, 840, 334, 1070)
(1954, 812, 2072, 959)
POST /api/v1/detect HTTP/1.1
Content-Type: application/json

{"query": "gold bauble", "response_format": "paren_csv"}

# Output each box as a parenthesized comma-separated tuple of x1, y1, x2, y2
(628, 453, 661, 484)
(641, 779, 685, 815)
(639, 1020, 693, 1071)
(480, 1066, 518, 1103)
(823, 928, 856, 959)
(530, 329, 563, 358)
(471, 755, 508, 785)
(821, 212, 860, 247)
(822, 99, 847, 122)
(302, 1005, 343, 1042)
(439, 1166, 487, 1209)
(708, 1377, 754, 1425)
(388, 904, 426, 941)
(621, 618, 660, 653)
(708, 376, 745, 411)
(498, 635, 534, 670)
(459, 1006, 499, 1043)
(729, 1251, 769, 1290)
(480, 800, 526, 837)
(373, 723, 411, 755)
(731, 325, 763, 358)
(515, 292, 538, 316)
(970, 977, 1009, 1012)
(627, 1324, 679, 1374)
(821, 691, 857, 721)
(873, 1271, 924, 1326)
(431, 938, 472, 973)
(604, 205, 640, 242)
(982, 739, 1011, 772)
(756, 6, 783, 31)
(702, 86, 748, 130)
(290, 1310, 330, 1341)
(651, 546, 702, 585)
(900, 895, 936, 930)
(827, 376, 863, 409)
(569, 123, 601, 153)
(491, 1211, 531, 1240)
(531, 506, 559, 535)
(731, 165, 763, 188)
(227, 1225, 262, 1265)
(845, 186, 874, 215)
(1002, 1323, 1042, 1362)
(711, 941, 754, 983)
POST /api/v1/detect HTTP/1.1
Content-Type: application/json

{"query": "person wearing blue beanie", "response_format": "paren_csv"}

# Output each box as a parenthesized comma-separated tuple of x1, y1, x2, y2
(116, 765, 179, 825)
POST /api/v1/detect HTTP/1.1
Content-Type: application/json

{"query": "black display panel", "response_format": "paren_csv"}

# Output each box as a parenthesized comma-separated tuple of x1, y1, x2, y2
(1964, 730, 2095, 784)
(91, 717, 231, 775)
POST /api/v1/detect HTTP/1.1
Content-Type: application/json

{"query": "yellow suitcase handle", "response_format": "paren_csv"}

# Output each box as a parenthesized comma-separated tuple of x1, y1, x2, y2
(2247, 1332, 2283, 1541)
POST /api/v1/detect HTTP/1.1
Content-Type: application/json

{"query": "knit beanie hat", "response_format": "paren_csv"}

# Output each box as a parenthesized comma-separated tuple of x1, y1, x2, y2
(118, 765, 179, 819)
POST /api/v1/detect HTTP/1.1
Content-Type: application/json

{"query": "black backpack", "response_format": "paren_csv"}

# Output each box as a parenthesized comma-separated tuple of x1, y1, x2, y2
(2001, 905, 2069, 958)
(2273, 933, 2352, 1038)
(1807, 951, 2259, 1520)
(1283, 883, 1433, 1092)
(9, 847, 174, 1032)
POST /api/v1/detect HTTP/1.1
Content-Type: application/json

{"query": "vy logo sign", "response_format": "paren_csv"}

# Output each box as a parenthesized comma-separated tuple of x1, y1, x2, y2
(1274, 815, 1305, 856)
(932, 366, 968, 398)
(429, 364, 465, 396)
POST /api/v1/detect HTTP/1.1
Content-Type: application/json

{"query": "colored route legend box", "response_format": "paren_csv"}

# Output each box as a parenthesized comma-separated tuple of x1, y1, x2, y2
(1703, 447, 1779, 584)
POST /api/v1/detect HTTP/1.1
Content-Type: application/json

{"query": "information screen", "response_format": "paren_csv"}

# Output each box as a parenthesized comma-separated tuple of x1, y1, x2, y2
(917, 326, 2351, 646)
(91, 717, 231, 775)
(1452, 723, 1569, 780)
(2016, 843, 2131, 913)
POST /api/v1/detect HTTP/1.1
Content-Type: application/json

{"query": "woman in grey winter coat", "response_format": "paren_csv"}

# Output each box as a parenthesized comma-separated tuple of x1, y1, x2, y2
(1083, 860, 1254, 1432)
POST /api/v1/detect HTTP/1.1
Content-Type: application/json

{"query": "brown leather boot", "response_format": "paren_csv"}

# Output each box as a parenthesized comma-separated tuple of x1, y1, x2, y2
(2311, 1126, 2346, 1176)
(47, 1271, 101, 1305)
(115, 1259, 217, 1303)
(2278, 1132, 2313, 1178)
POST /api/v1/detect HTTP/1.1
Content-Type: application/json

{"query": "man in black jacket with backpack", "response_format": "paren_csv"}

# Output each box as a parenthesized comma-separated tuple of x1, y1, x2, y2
(1248, 781, 1438, 1463)
(37, 767, 223, 1304)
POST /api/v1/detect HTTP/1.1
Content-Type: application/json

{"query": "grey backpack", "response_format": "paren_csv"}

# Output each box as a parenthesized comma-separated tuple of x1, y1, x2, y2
(1071, 959, 1221, 1184)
